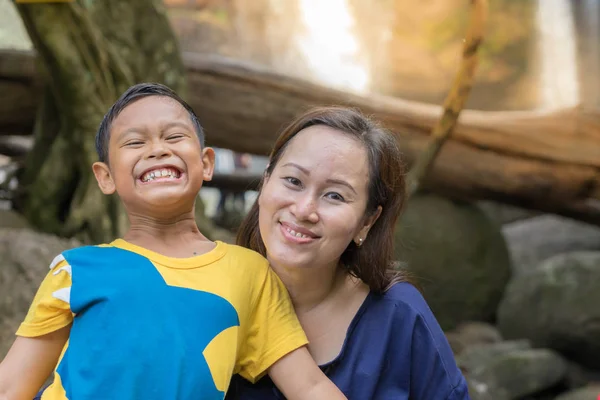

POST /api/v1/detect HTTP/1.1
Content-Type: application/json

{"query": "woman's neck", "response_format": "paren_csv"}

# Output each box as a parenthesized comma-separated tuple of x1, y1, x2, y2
(270, 261, 348, 313)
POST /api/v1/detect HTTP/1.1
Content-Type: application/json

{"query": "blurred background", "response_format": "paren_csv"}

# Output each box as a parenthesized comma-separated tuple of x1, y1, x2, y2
(1, 1, 600, 398)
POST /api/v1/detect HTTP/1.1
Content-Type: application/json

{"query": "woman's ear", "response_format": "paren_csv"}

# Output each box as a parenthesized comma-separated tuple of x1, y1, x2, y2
(354, 205, 382, 246)
(92, 162, 116, 195)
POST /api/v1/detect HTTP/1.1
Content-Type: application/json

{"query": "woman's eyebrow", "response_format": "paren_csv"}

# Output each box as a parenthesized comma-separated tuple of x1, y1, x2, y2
(281, 162, 309, 174)
(326, 178, 357, 195)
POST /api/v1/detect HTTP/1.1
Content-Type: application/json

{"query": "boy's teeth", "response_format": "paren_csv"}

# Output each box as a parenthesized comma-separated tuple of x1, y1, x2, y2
(142, 168, 179, 182)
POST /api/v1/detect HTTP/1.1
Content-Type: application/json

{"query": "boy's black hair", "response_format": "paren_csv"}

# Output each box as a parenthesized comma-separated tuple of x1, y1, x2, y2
(95, 82, 205, 163)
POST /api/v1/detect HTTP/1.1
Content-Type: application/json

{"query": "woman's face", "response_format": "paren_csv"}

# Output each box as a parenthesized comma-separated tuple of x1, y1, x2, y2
(258, 125, 377, 271)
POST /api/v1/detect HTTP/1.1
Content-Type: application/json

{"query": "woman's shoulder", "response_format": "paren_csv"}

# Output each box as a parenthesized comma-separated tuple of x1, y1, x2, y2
(374, 282, 432, 316)
(369, 282, 467, 397)
(367, 282, 456, 363)
(374, 282, 446, 335)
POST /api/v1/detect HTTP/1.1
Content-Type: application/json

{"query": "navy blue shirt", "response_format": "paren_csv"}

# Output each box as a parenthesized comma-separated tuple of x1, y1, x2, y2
(226, 283, 469, 400)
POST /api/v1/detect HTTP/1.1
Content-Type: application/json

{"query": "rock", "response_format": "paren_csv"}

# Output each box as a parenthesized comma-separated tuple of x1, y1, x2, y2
(467, 377, 510, 400)
(454, 322, 503, 345)
(445, 332, 469, 357)
(395, 193, 512, 330)
(477, 201, 539, 225)
(555, 385, 600, 400)
(0, 228, 80, 356)
(458, 343, 567, 399)
(446, 322, 503, 356)
(457, 340, 532, 372)
(0, 210, 30, 229)
(565, 361, 600, 390)
(497, 251, 600, 369)
(502, 215, 600, 276)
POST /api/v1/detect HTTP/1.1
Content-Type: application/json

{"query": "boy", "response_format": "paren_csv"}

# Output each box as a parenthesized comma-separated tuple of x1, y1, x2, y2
(0, 83, 346, 400)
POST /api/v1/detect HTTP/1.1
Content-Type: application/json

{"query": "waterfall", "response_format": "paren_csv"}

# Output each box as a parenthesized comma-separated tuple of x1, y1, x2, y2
(578, 0, 600, 107)
(296, 0, 370, 93)
(536, 0, 580, 109)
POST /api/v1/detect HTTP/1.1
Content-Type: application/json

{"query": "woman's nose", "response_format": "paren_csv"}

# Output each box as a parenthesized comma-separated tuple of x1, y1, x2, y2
(290, 194, 319, 223)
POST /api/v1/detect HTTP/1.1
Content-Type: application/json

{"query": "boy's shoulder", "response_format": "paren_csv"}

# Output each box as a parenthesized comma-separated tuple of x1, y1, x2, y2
(53, 243, 133, 268)
(53, 242, 271, 274)
(60, 243, 118, 257)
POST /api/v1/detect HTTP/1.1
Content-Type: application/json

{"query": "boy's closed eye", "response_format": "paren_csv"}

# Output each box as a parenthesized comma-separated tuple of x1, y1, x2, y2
(124, 140, 145, 147)
(166, 134, 186, 141)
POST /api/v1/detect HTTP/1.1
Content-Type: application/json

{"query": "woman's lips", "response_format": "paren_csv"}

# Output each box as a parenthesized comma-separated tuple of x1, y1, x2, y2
(279, 222, 319, 244)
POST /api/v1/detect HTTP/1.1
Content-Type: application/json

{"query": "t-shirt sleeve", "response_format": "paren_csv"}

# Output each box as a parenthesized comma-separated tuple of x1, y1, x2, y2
(400, 286, 469, 399)
(16, 254, 73, 337)
(236, 264, 308, 383)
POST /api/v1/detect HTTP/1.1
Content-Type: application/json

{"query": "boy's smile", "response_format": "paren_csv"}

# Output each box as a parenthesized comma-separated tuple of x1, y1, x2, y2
(139, 165, 182, 183)
(92, 96, 215, 218)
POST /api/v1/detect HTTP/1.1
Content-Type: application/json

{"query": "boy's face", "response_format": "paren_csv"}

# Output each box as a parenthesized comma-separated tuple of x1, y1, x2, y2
(92, 96, 214, 216)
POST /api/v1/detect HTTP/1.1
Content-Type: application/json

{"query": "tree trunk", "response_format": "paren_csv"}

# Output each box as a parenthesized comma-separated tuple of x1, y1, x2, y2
(13, 0, 186, 243)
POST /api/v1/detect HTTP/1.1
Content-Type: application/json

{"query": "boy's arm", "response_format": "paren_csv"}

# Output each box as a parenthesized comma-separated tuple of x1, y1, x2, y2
(268, 346, 347, 400)
(0, 325, 70, 400)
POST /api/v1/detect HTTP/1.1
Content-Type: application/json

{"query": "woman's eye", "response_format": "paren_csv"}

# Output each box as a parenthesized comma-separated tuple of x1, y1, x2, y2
(284, 177, 302, 187)
(325, 192, 345, 202)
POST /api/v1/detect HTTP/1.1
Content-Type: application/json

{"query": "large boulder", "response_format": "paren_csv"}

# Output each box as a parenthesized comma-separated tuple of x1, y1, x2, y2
(395, 193, 511, 330)
(0, 228, 80, 357)
(477, 201, 538, 225)
(458, 342, 567, 400)
(497, 251, 600, 369)
(0, 210, 30, 230)
(556, 385, 600, 400)
(445, 321, 503, 356)
(502, 215, 600, 276)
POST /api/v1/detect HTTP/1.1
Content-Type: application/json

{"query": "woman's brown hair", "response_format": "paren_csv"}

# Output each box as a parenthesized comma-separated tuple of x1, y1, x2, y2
(236, 106, 410, 293)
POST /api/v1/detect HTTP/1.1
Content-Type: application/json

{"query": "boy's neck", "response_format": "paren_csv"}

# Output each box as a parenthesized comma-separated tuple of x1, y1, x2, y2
(123, 210, 212, 257)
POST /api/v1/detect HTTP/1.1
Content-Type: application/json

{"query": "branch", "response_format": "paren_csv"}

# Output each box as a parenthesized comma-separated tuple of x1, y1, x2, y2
(407, 0, 489, 197)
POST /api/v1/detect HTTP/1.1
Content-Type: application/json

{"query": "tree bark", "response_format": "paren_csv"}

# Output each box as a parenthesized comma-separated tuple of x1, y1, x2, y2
(13, 0, 186, 243)
(2, 50, 600, 226)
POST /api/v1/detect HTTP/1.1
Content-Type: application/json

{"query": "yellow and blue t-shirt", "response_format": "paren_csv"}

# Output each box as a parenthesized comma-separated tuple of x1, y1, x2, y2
(17, 240, 308, 400)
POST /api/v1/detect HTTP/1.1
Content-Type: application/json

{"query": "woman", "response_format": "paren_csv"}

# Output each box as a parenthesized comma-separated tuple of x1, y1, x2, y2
(227, 106, 468, 399)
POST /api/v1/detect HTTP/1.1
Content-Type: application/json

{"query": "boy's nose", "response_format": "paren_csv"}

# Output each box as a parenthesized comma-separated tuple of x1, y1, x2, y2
(147, 143, 171, 159)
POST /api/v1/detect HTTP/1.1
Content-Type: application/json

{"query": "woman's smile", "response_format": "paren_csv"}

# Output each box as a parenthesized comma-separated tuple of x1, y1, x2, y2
(279, 221, 320, 244)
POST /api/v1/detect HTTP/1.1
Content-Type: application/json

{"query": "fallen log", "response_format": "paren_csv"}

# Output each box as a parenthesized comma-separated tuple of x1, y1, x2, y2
(203, 171, 262, 192)
(1, 49, 599, 225)
(0, 135, 33, 157)
(0, 49, 39, 134)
